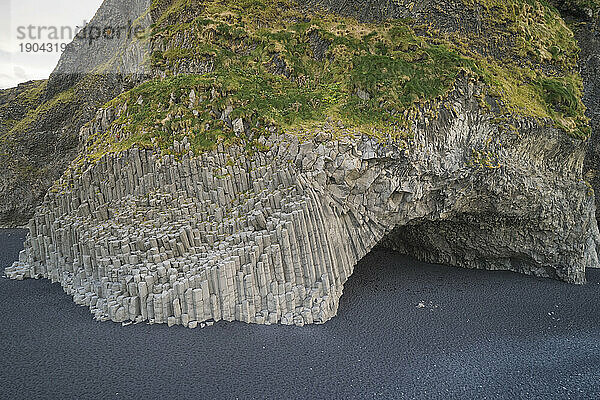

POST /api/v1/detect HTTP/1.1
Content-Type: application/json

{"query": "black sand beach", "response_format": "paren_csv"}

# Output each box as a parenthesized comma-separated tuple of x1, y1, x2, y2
(1, 228, 599, 399)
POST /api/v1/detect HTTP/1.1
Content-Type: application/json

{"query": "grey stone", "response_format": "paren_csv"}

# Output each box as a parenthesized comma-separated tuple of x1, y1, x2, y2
(4, 75, 598, 330)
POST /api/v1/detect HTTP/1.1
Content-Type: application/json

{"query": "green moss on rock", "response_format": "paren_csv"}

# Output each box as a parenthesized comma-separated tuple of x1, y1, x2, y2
(8, 89, 76, 135)
(87, 0, 592, 160)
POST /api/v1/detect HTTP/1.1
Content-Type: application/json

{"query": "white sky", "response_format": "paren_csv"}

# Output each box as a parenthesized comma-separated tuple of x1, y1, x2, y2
(0, 0, 104, 89)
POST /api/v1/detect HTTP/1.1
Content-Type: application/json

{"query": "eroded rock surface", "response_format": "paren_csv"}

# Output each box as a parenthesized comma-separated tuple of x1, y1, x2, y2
(567, 10, 600, 219)
(4, 0, 600, 327)
(7, 78, 599, 327)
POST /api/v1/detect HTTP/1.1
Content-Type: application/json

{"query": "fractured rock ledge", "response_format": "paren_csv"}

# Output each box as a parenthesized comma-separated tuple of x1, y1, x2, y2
(6, 80, 600, 327)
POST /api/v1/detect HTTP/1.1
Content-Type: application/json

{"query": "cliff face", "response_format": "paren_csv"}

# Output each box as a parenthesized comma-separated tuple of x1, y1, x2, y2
(1, 0, 594, 226)
(4, 0, 600, 327)
(559, 6, 600, 219)
(0, 0, 151, 227)
(6, 75, 598, 326)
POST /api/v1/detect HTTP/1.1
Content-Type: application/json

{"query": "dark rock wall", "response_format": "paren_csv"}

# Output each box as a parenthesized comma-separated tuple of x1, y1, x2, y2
(547, 1, 600, 217)
(576, 18, 600, 217)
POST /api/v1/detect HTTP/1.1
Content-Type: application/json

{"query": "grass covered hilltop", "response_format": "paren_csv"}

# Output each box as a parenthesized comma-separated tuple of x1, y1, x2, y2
(78, 0, 594, 159)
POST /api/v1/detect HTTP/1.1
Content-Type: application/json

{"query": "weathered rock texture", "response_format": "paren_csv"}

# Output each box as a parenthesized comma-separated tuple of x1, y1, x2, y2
(0, 0, 151, 227)
(7, 77, 600, 327)
(563, 8, 600, 219)
(4, 0, 600, 327)
(2, 0, 595, 228)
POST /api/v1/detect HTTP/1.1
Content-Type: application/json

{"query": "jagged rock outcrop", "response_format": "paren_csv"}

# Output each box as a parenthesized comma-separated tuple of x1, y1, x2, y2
(4, 0, 600, 327)
(2, 0, 595, 227)
(6, 76, 599, 327)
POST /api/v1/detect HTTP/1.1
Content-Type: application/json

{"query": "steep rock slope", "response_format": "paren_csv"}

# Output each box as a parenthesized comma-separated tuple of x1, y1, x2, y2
(553, 2, 600, 218)
(0, 0, 151, 226)
(5, 0, 600, 327)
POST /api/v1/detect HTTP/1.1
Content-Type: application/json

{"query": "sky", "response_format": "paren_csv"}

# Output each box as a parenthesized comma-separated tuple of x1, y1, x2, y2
(0, 0, 104, 89)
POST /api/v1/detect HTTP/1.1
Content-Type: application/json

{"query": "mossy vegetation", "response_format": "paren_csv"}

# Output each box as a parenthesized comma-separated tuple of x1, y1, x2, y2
(465, 0, 580, 67)
(88, 0, 591, 158)
(0, 80, 47, 136)
(551, 0, 600, 17)
(7, 88, 76, 135)
(13, 80, 48, 110)
(455, 0, 591, 135)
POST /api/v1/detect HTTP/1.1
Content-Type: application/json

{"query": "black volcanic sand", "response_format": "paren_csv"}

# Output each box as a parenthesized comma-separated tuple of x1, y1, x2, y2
(1, 229, 600, 399)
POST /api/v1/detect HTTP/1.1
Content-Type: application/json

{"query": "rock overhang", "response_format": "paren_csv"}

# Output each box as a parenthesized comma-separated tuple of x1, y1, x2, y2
(6, 76, 599, 327)
(4, 0, 600, 327)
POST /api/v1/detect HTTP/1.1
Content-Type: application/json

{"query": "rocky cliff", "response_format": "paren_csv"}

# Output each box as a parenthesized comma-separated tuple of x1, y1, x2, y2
(553, 1, 600, 219)
(4, 0, 600, 327)
(0, 0, 151, 227)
